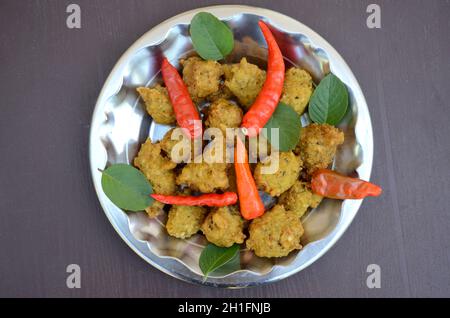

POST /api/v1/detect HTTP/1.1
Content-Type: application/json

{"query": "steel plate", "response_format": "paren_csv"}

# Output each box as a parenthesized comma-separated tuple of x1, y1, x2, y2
(89, 5, 373, 288)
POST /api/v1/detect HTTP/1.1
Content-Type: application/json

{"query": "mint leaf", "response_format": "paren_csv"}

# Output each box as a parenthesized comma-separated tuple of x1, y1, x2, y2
(101, 164, 153, 211)
(190, 12, 234, 60)
(199, 244, 240, 279)
(308, 73, 349, 125)
(263, 102, 301, 151)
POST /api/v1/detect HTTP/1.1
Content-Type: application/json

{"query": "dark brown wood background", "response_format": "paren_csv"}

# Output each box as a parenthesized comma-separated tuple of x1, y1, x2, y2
(0, 0, 449, 298)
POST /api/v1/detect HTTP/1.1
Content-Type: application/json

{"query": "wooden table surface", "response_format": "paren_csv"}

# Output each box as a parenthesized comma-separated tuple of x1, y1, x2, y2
(0, 0, 449, 298)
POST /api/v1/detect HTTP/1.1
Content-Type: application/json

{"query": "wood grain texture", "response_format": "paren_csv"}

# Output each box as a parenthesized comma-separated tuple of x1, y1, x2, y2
(0, 0, 449, 297)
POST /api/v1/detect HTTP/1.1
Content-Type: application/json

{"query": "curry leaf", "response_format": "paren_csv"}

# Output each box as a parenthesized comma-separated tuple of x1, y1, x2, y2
(190, 12, 234, 60)
(263, 102, 301, 151)
(101, 164, 153, 211)
(308, 73, 349, 125)
(199, 243, 240, 279)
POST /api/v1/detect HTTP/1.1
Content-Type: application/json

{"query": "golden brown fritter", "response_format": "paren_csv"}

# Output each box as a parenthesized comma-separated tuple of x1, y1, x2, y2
(205, 99, 243, 134)
(166, 205, 207, 239)
(136, 85, 176, 125)
(279, 181, 323, 218)
(295, 123, 344, 176)
(223, 58, 266, 109)
(181, 56, 223, 102)
(176, 162, 229, 193)
(246, 205, 304, 257)
(134, 139, 177, 195)
(145, 201, 165, 218)
(254, 151, 302, 197)
(160, 128, 181, 159)
(201, 206, 245, 247)
(160, 128, 202, 163)
(280, 68, 314, 115)
(207, 84, 234, 102)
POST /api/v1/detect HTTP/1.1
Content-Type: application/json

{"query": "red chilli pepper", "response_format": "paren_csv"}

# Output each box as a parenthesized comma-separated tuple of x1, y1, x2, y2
(311, 169, 383, 200)
(241, 21, 285, 137)
(151, 192, 237, 207)
(234, 137, 265, 220)
(161, 58, 202, 139)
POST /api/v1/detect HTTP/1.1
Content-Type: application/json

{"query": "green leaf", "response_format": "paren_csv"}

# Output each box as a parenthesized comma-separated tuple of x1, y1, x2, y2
(263, 102, 301, 151)
(190, 12, 234, 60)
(209, 251, 241, 276)
(101, 164, 153, 211)
(199, 244, 240, 279)
(308, 73, 349, 126)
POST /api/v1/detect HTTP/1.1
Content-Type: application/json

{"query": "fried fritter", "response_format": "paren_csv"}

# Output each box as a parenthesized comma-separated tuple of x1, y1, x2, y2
(201, 206, 245, 247)
(279, 181, 323, 218)
(246, 205, 304, 257)
(207, 84, 234, 102)
(181, 56, 223, 102)
(176, 162, 229, 193)
(205, 99, 243, 134)
(295, 123, 344, 176)
(134, 139, 177, 195)
(254, 151, 302, 197)
(223, 58, 266, 109)
(280, 68, 314, 115)
(161, 128, 182, 159)
(166, 205, 207, 239)
(160, 128, 202, 163)
(136, 85, 176, 125)
(145, 201, 165, 218)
